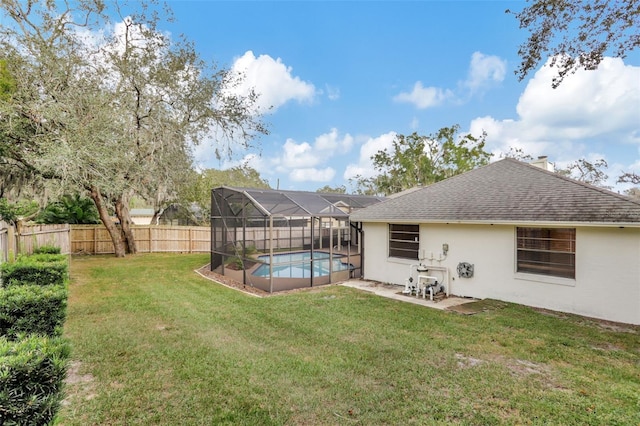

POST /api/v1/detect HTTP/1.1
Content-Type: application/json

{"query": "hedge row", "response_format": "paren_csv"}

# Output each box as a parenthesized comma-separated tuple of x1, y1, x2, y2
(0, 335, 71, 425)
(0, 250, 70, 425)
(0, 284, 68, 339)
(0, 254, 67, 287)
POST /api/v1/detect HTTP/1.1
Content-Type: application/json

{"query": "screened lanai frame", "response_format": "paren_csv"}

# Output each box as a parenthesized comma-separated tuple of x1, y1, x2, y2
(210, 187, 382, 293)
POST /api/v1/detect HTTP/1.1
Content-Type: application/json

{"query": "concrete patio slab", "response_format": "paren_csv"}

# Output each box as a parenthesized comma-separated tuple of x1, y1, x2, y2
(341, 279, 477, 310)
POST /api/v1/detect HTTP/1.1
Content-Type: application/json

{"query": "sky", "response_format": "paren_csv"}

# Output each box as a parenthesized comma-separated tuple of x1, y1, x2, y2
(157, 2, 638, 192)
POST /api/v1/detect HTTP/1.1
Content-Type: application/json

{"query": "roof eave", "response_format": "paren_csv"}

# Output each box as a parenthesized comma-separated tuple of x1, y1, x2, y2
(350, 218, 640, 228)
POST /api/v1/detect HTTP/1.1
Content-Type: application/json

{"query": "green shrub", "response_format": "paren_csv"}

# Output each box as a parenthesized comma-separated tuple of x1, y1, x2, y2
(35, 194, 100, 225)
(225, 256, 244, 270)
(0, 284, 68, 339)
(1, 260, 68, 287)
(33, 245, 61, 255)
(0, 335, 71, 425)
(20, 253, 67, 264)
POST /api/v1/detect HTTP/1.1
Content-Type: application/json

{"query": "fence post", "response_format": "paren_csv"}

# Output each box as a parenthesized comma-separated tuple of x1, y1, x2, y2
(7, 225, 16, 262)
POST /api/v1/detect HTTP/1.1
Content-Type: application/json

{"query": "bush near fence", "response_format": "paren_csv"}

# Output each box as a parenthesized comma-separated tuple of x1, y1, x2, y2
(33, 245, 61, 255)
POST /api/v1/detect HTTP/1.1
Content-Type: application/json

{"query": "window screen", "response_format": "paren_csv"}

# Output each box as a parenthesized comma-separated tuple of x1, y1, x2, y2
(389, 224, 419, 260)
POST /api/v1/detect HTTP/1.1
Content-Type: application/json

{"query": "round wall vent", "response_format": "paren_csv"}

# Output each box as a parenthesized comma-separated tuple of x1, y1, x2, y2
(457, 262, 474, 278)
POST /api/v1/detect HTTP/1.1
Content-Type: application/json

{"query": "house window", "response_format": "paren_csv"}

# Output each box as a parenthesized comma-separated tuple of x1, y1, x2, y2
(516, 228, 575, 279)
(389, 224, 419, 260)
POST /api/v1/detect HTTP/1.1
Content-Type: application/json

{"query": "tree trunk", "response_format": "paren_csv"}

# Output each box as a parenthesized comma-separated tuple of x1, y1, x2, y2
(150, 207, 163, 226)
(89, 186, 126, 258)
(115, 194, 137, 254)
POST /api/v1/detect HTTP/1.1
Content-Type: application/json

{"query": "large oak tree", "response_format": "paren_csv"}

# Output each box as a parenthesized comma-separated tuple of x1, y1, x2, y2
(0, 0, 266, 256)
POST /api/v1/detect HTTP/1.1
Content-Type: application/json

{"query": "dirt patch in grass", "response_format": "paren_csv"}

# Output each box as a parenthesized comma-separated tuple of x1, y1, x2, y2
(63, 361, 97, 407)
(455, 353, 485, 368)
(446, 299, 508, 315)
(589, 319, 639, 334)
(456, 353, 557, 383)
(533, 307, 640, 334)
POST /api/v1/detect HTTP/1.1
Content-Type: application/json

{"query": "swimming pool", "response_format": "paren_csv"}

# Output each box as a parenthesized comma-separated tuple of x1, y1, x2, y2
(252, 251, 352, 278)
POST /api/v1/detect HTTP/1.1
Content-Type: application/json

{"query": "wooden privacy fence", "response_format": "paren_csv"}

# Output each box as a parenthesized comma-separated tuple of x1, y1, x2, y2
(19, 224, 71, 255)
(0, 222, 71, 261)
(71, 225, 211, 254)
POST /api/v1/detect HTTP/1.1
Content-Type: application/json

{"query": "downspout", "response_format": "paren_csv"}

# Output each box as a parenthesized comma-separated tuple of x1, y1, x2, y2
(329, 217, 333, 279)
(269, 215, 274, 294)
(310, 216, 315, 287)
(210, 190, 214, 272)
(346, 218, 351, 278)
(242, 194, 247, 286)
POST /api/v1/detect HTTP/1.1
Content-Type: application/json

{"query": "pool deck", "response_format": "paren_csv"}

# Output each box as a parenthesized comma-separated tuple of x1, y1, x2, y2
(340, 279, 478, 310)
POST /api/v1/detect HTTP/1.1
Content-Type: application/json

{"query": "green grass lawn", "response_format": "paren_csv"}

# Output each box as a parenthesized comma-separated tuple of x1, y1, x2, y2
(59, 254, 640, 425)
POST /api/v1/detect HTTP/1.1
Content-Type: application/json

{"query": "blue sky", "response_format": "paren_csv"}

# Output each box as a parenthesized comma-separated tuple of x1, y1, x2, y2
(164, 1, 639, 193)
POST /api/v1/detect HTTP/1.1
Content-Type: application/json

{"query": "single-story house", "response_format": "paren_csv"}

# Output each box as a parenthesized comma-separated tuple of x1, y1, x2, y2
(350, 158, 640, 325)
(129, 208, 156, 225)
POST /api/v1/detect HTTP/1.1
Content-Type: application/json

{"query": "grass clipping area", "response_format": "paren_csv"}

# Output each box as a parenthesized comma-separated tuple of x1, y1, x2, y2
(60, 254, 640, 425)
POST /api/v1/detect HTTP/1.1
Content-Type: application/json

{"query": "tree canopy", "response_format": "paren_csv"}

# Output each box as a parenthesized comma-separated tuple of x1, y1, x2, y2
(353, 126, 491, 196)
(316, 185, 347, 194)
(509, 0, 640, 87)
(0, 0, 266, 256)
(178, 165, 271, 225)
(556, 158, 610, 189)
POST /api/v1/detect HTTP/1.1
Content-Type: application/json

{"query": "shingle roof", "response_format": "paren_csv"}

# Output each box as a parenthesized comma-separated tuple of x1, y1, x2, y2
(350, 158, 640, 225)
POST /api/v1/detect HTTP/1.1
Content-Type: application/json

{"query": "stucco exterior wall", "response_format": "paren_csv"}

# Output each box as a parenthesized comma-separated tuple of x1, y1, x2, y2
(361, 222, 640, 325)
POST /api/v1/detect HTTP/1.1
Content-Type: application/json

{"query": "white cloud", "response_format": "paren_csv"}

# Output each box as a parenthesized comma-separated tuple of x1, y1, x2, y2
(229, 51, 316, 113)
(230, 128, 355, 185)
(393, 82, 452, 109)
(314, 128, 354, 152)
(290, 167, 336, 182)
(281, 139, 318, 168)
(394, 52, 506, 109)
(516, 57, 639, 139)
(325, 84, 341, 101)
(277, 128, 354, 172)
(462, 52, 507, 94)
(343, 132, 397, 181)
(468, 57, 640, 190)
(230, 153, 267, 173)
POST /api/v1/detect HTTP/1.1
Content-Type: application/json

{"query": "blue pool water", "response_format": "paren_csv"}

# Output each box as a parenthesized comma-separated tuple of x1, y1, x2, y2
(252, 251, 351, 278)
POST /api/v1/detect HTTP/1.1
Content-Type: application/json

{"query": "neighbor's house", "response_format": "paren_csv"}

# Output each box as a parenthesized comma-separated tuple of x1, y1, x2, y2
(350, 158, 640, 325)
(129, 208, 155, 225)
